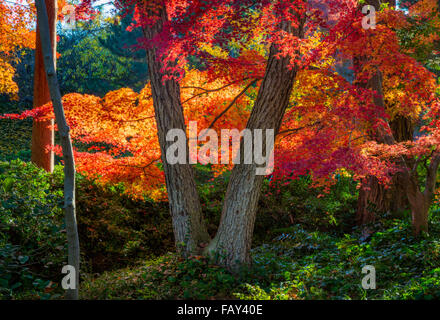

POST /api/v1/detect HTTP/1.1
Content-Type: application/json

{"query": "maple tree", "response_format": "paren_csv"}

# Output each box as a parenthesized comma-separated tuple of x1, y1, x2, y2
(124, 0, 324, 267)
(6, 0, 324, 268)
(3, 0, 440, 269)
(351, 0, 440, 223)
(31, 0, 57, 173)
(274, 0, 440, 234)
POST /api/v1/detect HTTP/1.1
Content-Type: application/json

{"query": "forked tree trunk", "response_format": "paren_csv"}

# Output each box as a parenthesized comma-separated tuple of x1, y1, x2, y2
(205, 20, 304, 270)
(35, 0, 80, 299)
(31, 0, 56, 173)
(142, 7, 210, 256)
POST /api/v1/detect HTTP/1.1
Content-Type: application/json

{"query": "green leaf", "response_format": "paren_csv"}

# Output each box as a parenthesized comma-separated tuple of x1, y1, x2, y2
(18, 255, 29, 264)
(2, 177, 14, 192)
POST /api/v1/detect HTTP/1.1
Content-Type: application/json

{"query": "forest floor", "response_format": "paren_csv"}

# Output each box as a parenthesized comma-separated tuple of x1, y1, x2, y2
(78, 219, 440, 300)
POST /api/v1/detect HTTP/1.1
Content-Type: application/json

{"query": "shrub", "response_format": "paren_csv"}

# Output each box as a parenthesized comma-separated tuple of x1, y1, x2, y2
(0, 159, 174, 298)
(0, 160, 65, 299)
(239, 217, 440, 300)
(75, 176, 174, 273)
(197, 170, 359, 245)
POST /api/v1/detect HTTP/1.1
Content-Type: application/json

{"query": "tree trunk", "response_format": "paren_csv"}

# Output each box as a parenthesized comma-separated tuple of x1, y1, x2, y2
(386, 116, 413, 214)
(205, 20, 304, 270)
(354, 62, 392, 224)
(405, 171, 430, 235)
(405, 153, 440, 235)
(35, 0, 80, 299)
(31, 0, 56, 173)
(142, 7, 210, 256)
(354, 0, 412, 224)
(356, 117, 413, 224)
(408, 190, 429, 235)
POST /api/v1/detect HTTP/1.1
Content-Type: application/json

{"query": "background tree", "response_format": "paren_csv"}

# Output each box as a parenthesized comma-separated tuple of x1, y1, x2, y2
(57, 9, 148, 96)
(31, 0, 57, 173)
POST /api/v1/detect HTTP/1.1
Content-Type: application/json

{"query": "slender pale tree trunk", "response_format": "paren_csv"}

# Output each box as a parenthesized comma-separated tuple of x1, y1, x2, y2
(205, 20, 304, 270)
(35, 0, 80, 299)
(31, 0, 56, 172)
(142, 6, 210, 256)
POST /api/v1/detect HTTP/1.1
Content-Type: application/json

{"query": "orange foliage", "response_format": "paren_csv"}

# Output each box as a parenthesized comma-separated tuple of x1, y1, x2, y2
(14, 69, 254, 200)
(0, 0, 35, 97)
(3, 1, 440, 202)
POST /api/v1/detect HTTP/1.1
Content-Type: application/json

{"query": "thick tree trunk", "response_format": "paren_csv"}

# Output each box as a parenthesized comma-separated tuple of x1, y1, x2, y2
(35, 0, 80, 299)
(205, 20, 304, 270)
(142, 7, 210, 256)
(386, 116, 413, 213)
(31, 0, 56, 173)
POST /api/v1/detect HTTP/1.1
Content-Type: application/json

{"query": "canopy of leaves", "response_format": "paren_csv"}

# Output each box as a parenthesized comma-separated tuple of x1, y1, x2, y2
(0, 0, 34, 98)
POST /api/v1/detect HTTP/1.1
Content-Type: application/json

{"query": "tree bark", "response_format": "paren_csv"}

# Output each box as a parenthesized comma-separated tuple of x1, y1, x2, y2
(356, 66, 439, 235)
(205, 20, 304, 270)
(407, 187, 429, 235)
(142, 6, 210, 256)
(31, 0, 56, 173)
(354, 0, 412, 224)
(405, 153, 440, 235)
(354, 60, 391, 224)
(35, 0, 80, 299)
(356, 117, 413, 224)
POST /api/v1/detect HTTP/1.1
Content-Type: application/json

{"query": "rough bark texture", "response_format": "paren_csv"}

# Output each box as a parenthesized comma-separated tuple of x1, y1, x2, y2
(142, 7, 210, 256)
(355, 65, 394, 224)
(206, 20, 304, 270)
(31, 0, 56, 173)
(35, 0, 80, 299)
(405, 153, 440, 235)
(386, 116, 413, 213)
